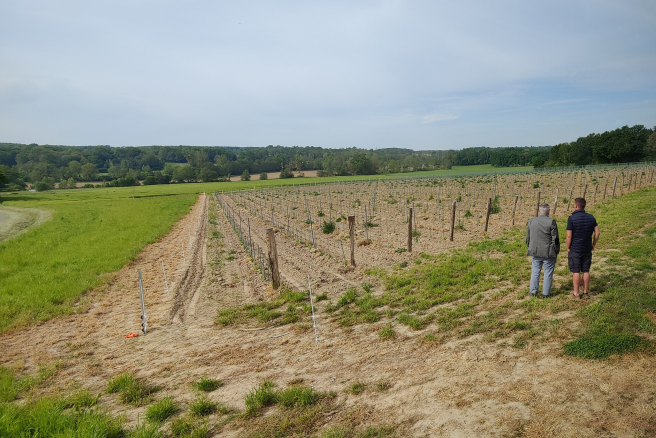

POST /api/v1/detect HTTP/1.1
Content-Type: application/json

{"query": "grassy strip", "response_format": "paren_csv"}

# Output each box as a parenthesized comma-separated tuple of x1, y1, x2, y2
(362, 186, 656, 355)
(215, 288, 310, 326)
(0, 190, 196, 332)
(563, 221, 656, 359)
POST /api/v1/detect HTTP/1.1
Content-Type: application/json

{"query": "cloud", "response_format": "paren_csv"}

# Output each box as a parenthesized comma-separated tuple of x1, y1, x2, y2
(421, 114, 460, 124)
(0, 1, 654, 148)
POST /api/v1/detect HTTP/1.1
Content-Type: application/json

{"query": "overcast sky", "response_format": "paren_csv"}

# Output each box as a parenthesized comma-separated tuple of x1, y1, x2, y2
(1, 1, 655, 150)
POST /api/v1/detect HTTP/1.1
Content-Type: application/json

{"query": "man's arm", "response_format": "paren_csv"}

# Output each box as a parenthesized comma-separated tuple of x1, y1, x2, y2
(592, 225, 600, 250)
(566, 230, 572, 252)
(551, 219, 560, 249)
(526, 220, 531, 247)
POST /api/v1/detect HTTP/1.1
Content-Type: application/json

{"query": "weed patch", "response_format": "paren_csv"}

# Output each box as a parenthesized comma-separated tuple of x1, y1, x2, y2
(192, 376, 222, 392)
(107, 373, 158, 406)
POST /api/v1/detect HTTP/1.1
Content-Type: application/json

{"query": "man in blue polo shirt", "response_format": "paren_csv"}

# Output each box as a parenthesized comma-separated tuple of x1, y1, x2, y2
(566, 197, 600, 298)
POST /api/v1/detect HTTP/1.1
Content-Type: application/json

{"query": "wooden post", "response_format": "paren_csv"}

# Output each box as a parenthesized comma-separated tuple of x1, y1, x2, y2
(512, 195, 519, 225)
(593, 184, 598, 205)
(582, 183, 587, 200)
(612, 176, 618, 197)
(348, 215, 356, 267)
(449, 201, 456, 241)
(535, 191, 541, 217)
(484, 197, 492, 232)
(552, 189, 559, 216)
(567, 186, 574, 211)
(267, 228, 280, 289)
(603, 181, 608, 200)
(407, 207, 413, 252)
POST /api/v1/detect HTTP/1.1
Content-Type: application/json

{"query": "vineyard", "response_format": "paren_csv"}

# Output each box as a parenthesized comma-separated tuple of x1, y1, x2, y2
(218, 164, 655, 276)
(1, 163, 655, 437)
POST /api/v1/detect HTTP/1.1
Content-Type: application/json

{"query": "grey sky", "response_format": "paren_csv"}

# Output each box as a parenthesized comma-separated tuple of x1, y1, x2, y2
(1, 1, 655, 150)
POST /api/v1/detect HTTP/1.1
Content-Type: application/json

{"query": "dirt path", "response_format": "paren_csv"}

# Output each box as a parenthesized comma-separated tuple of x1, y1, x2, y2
(1, 193, 654, 437)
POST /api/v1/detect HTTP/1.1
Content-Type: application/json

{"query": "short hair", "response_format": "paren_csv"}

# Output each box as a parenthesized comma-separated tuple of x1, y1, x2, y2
(574, 198, 586, 209)
(539, 203, 550, 215)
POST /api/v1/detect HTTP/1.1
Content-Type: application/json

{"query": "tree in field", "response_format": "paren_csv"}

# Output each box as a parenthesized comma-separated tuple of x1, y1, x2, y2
(646, 131, 656, 160)
(198, 166, 218, 182)
(241, 169, 250, 181)
(349, 154, 377, 175)
(0, 167, 5, 202)
(35, 177, 55, 191)
(259, 172, 268, 180)
(175, 165, 198, 182)
(80, 163, 98, 181)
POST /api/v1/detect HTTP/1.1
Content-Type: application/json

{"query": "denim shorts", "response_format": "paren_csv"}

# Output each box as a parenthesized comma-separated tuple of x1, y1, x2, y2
(568, 251, 592, 273)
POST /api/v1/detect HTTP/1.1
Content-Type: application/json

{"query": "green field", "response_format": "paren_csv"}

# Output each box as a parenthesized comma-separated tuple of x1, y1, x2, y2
(0, 189, 197, 332)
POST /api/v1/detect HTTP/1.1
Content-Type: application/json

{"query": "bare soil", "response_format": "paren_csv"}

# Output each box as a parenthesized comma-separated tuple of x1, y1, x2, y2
(1, 193, 655, 437)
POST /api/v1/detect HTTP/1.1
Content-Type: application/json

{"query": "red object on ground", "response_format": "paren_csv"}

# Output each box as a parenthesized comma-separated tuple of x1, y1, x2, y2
(125, 332, 139, 338)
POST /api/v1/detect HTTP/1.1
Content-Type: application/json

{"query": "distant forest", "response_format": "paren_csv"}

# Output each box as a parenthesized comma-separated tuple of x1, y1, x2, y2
(0, 124, 653, 191)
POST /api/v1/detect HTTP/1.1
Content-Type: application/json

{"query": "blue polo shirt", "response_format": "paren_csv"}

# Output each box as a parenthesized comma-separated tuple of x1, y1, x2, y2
(566, 209, 598, 253)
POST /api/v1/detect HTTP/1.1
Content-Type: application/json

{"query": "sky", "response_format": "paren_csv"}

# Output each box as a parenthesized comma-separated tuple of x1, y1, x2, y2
(1, 1, 655, 150)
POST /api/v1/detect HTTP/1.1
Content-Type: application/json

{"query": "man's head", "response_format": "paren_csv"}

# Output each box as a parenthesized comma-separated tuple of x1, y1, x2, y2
(539, 203, 550, 216)
(574, 198, 586, 210)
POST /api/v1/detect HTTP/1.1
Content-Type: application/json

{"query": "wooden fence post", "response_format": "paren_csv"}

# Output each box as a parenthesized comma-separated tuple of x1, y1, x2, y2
(484, 197, 492, 232)
(348, 215, 356, 267)
(535, 191, 541, 217)
(449, 201, 456, 241)
(553, 190, 558, 216)
(407, 207, 413, 252)
(612, 176, 617, 197)
(267, 228, 280, 289)
(567, 186, 574, 211)
(582, 183, 587, 200)
(603, 181, 608, 200)
(512, 195, 519, 225)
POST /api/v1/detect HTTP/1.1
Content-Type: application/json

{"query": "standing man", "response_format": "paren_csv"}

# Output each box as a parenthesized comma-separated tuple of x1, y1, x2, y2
(566, 198, 600, 298)
(526, 203, 560, 298)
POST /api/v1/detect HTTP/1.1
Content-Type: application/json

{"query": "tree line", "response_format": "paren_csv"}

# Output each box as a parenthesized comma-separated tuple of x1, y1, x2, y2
(0, 124, 653, 191)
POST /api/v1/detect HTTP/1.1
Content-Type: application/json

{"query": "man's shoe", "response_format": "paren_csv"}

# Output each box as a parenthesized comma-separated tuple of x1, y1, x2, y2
(530, 293, 537, 298)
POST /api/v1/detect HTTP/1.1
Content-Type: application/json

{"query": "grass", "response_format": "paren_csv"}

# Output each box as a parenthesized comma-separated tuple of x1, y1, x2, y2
(192, 376, 222, 392)
(216, 288, 309, 326)
(0, 396, 125, 438)
(321, 426, 396, 438)
(244, 380, 278, 416)
(379, 323, 395, 339)
(189, 395, 222, 417)
(0, 366, 17, 403)
(171, 417, 209, 438)
(146, 396, 179, 423)
(0, 189, 196, 332)
(107, 373, 158, 406)
(244, 380, 331, 417)
(346, 382, 366, 395)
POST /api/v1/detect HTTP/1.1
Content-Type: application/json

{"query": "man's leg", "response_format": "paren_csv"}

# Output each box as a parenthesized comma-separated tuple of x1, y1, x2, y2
(582, 272, 590, 294)
(542, 258, 557, 296)
(530, 257, 543, 296)
(572, 272, 580, 295)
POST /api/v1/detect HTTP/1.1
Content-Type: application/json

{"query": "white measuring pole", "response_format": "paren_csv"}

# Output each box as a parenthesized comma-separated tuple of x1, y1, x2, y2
(161, 260, 169, 293)
(308, 275, 320, 347)
(138, 270, 148, 334)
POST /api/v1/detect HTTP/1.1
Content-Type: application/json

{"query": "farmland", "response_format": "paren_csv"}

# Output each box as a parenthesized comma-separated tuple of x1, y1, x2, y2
(0, 163, 655, 437)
